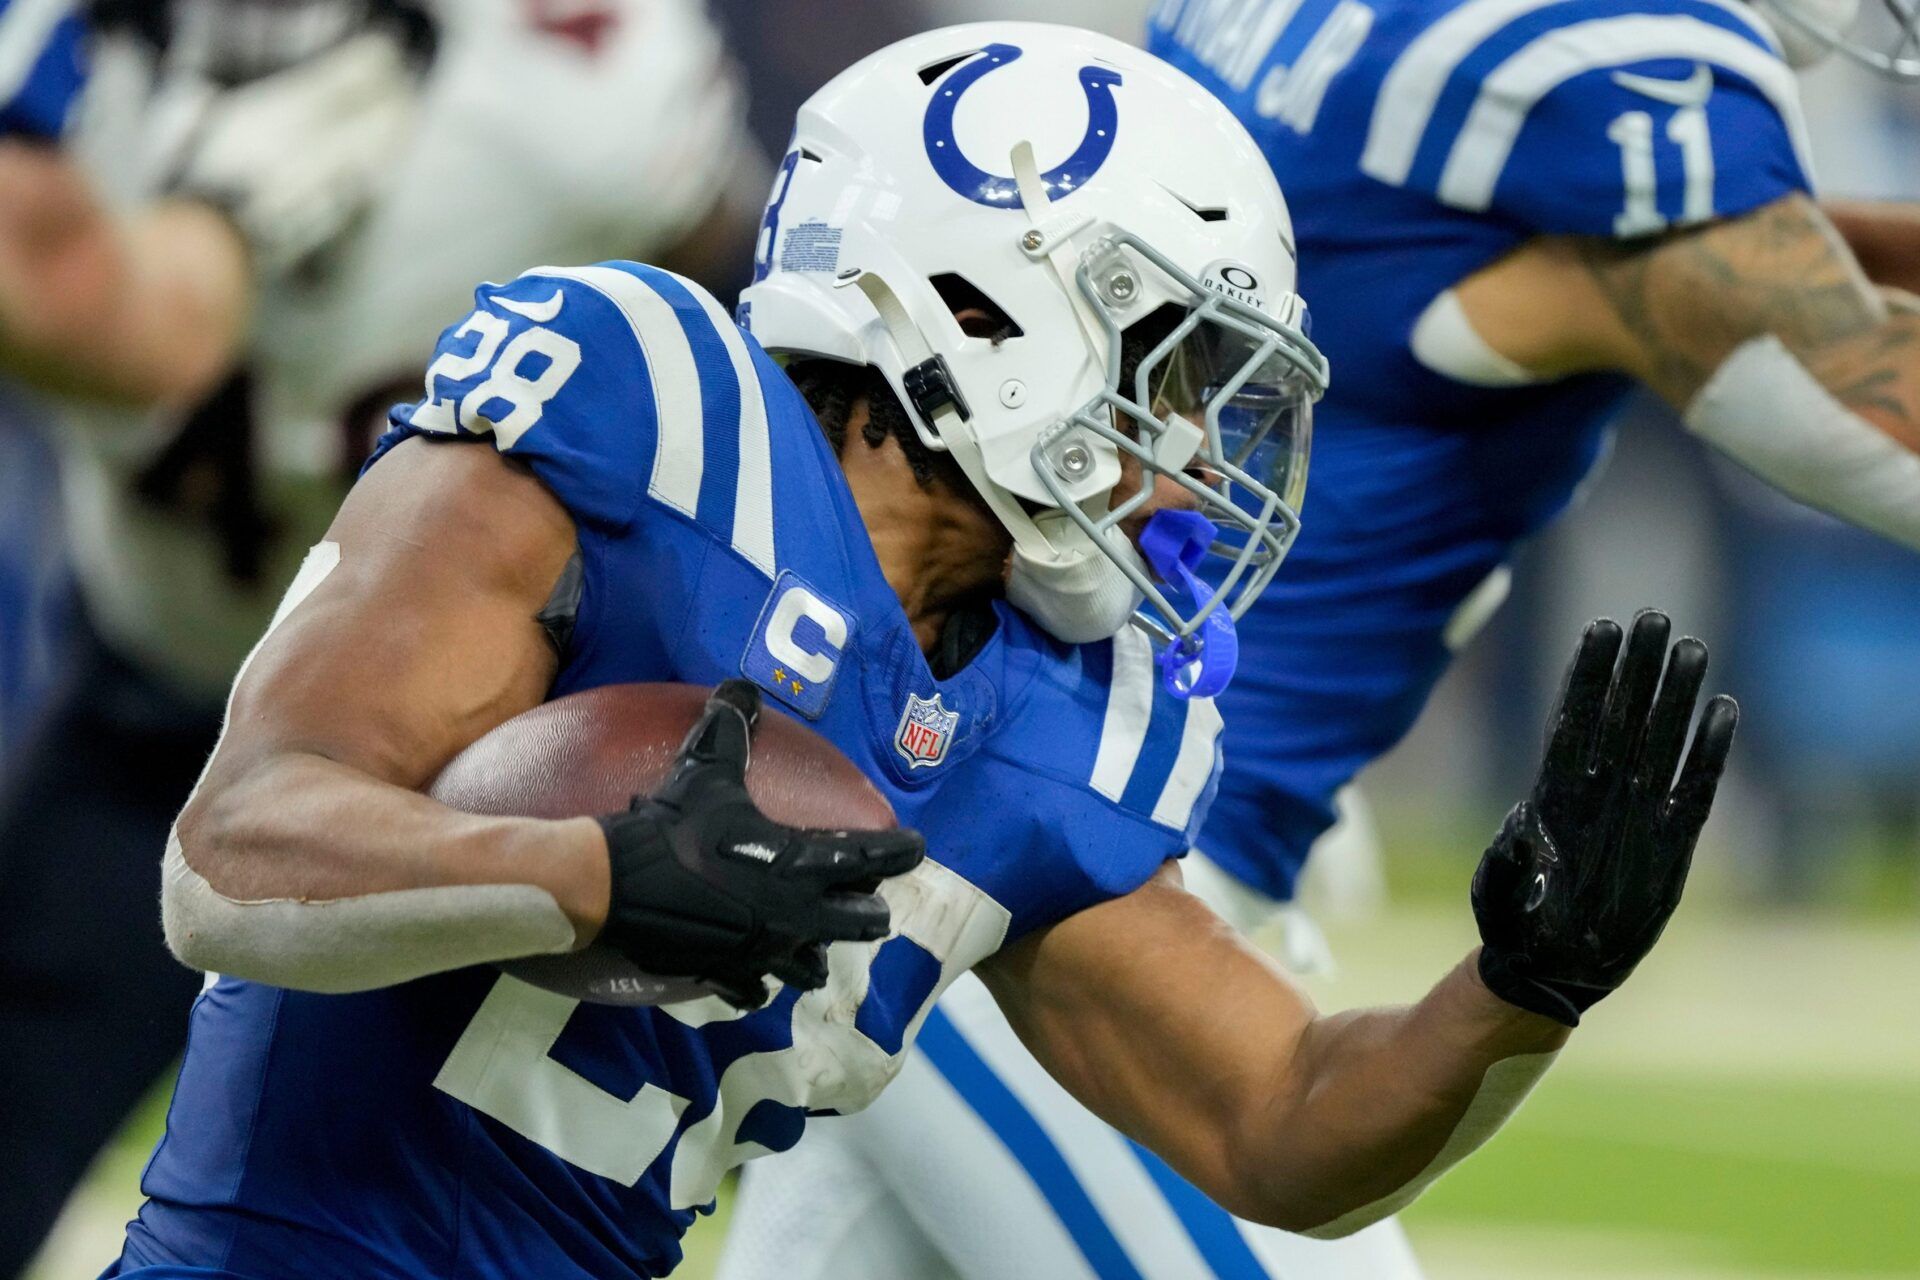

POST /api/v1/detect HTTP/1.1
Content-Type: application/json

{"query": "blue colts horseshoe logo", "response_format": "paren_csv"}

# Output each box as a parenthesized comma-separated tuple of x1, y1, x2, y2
(923, 43, 1123, 209)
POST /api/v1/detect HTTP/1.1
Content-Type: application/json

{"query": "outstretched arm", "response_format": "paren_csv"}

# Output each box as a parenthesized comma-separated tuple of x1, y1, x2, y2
(984, 612, 1735, 1235)
(1455, 195, 1920, 548)
(983, 866, 1566, 1234)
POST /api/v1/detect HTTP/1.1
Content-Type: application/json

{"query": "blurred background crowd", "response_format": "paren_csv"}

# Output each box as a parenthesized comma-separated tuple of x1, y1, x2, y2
(2, 2, 1915, 1278)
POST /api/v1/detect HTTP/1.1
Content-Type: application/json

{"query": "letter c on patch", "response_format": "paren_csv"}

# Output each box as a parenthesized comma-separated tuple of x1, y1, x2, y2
(766, 586, 847, 684)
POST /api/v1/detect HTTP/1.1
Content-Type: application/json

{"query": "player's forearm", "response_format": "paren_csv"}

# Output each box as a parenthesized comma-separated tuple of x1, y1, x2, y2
(1677, 305, 1920, 552)
(166, 750, 609, 991)
(1550, 196, 1920, 548)
(1230, 953, 1567, 1236)
(1824, 200, 1920, 297)
(0, 144, 250, 407)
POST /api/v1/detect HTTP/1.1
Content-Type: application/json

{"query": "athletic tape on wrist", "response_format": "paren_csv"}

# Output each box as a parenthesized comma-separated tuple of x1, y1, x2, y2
(1302, 1050, 1558, 1239)
(1684, 334, 1920, 553)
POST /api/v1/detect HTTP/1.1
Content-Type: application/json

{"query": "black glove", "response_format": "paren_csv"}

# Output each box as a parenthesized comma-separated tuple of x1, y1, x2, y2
(1472, 610, 1738, 1027)
(598, 680, 925, 1010)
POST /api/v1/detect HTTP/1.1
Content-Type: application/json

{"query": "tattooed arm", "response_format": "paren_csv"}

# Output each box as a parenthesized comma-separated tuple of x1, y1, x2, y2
(1455, 193, 1920, 451)
(1449, 193, 1920, 548)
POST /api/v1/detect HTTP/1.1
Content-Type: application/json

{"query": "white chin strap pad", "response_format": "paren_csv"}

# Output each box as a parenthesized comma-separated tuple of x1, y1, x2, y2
(1005, 525, 1147, 644)
(1683, 334, 1920, 553)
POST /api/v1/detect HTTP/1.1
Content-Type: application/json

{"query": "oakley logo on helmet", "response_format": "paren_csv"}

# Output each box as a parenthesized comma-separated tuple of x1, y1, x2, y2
(1200, 262, 1265, 311)
(922, 43, 1122, 209)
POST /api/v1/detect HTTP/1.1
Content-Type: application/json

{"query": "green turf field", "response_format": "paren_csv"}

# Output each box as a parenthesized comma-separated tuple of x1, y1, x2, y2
(31, 891, 1920, 1280)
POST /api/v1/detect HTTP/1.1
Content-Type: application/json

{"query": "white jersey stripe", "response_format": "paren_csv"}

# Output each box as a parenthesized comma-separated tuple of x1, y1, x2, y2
(1090, 625, 1158, 802)
(939, 975, 1219, 1279)
(1150, 696, 1224, 830)
(531, 265, 704, 517)
(1436, 15, 1812, 210)
(685, 285, 777, 578)
(0, 0, 70, 110)
(1362, 0, 1781, 189)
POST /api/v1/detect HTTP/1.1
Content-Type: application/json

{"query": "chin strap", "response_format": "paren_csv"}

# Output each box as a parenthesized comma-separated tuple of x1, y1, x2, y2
(851, 271, 1048, 558)
(1137, 509, 1238, 699)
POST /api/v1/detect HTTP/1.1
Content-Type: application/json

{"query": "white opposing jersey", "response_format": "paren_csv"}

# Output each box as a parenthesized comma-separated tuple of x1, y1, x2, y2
(58, 0, 756, 695)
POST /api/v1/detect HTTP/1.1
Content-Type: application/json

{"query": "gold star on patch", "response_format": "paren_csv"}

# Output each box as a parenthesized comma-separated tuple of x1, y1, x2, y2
(789, 679, 803, 695)
(773, 668, 787, 683)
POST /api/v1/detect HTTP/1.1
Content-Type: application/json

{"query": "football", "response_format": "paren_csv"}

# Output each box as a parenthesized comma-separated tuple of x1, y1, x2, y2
(430, 682, 896, 1006)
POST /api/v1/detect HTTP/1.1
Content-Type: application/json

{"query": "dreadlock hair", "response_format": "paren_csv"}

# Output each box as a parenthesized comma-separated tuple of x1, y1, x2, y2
(788, 360, 984, 501)
(789, 303, 1188, 506)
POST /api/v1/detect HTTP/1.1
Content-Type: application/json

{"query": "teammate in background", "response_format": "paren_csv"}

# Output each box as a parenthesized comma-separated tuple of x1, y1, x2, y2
(0, 1, 759, 1271)
(106, 25, 1735, 1280)
(719, 1, 1920, 1277)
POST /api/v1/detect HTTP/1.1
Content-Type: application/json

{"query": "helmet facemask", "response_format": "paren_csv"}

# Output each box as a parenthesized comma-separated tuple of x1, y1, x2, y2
(1029, 232, 1323, 695)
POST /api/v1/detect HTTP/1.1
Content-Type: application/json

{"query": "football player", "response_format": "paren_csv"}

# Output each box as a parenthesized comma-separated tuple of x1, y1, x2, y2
(106, 24, 1735, 1280)
(0, 0, 757, 1270)
(719, 1, 1920, 1278)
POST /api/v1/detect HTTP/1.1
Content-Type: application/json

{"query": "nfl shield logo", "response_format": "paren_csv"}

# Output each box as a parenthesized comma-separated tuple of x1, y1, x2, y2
(894, 692, 960, 769)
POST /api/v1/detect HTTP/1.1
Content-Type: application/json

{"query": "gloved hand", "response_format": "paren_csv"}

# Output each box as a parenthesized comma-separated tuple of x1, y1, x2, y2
(166, 29, 419, 277)
(1473, 610, 1738, 1027)
(598, 680, 925, 1010)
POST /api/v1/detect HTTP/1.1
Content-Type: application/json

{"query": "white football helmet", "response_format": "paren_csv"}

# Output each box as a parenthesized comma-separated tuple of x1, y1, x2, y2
(742, 22, 1328, 695)
(1753, 0, 1920, 76)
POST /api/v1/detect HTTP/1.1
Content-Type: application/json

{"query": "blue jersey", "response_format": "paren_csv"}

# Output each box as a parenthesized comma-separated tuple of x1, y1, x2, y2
(109, 263, 1219, 1280)
(0, 0, 86, 139)
(1148, 0, 1812, 897)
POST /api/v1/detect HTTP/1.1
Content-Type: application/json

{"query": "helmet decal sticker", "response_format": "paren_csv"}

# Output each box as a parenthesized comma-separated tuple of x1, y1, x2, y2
(922, 43, 1123, 209)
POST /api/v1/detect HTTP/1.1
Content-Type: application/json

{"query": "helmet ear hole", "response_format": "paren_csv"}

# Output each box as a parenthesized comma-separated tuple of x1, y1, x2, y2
(930, 274, 1024, 343)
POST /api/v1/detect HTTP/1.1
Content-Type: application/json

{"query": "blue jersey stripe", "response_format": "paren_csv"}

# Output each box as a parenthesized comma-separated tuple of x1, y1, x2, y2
(1401, 0, 1778, 195)
(1119, 688, 1189, 816)
(918, 1007, 1147, 1280)
(1126, 1140, 1272, 1280)
(610, 264, 746, 540)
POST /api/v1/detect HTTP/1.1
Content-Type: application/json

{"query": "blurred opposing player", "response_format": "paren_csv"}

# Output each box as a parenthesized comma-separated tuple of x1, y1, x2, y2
(721, 1, 1920, 1277)
(0, 0, 758, 1269)
(106, 24, 1735, 1280)
(0, 0, 87, 762)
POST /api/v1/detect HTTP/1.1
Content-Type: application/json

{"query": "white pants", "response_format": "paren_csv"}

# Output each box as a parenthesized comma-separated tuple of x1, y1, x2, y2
(718, 835, 1424, 1280)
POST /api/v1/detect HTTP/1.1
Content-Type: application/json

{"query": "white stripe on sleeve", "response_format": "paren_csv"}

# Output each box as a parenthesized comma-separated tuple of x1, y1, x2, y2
(532, 265, 704, 517)
(1090, 625, 1157, 803)
(1435, 16, 1811, 211)
(1150, 696, 1224, 830)
(685, 285, 777, 578)
(1361, 0, 1783, 190)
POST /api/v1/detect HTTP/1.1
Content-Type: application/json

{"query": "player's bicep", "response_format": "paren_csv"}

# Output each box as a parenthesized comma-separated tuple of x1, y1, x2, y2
(207, 437, 575, 794)
(978, 862, 1318, 1219)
